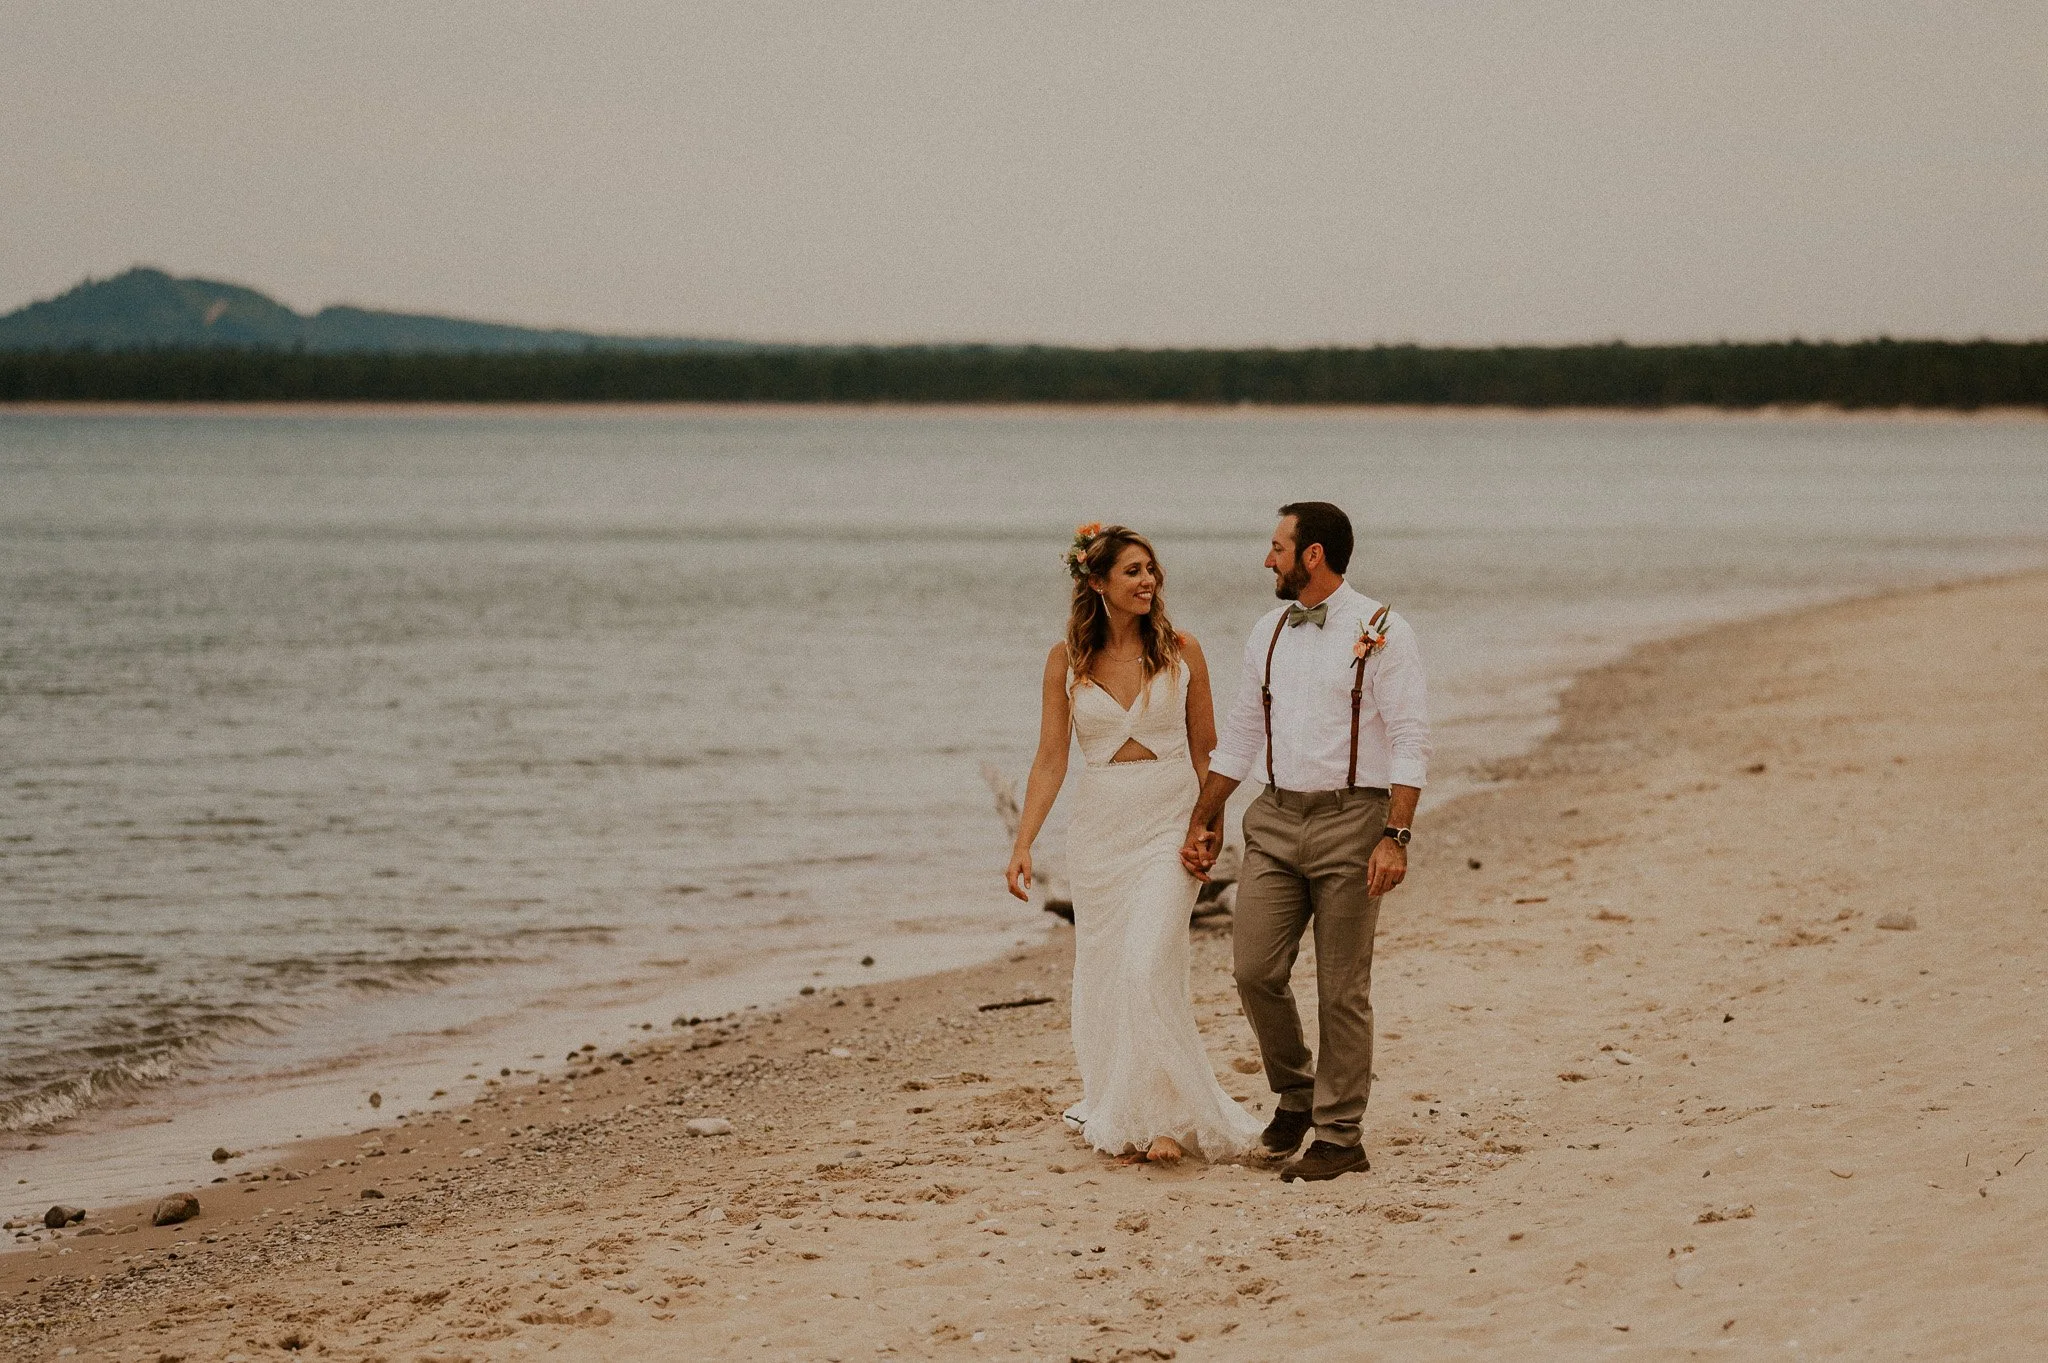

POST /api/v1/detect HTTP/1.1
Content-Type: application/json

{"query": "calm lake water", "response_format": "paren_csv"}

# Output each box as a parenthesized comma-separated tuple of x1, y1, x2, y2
(3, 407, 2045, 1171)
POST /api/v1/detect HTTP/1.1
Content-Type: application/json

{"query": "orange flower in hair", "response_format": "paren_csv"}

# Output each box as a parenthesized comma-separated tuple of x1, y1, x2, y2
(1062, 523, 1107, 580)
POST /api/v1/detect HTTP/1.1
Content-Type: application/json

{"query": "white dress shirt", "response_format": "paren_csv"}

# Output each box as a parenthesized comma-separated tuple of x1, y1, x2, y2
(1210, 581, 1431, 792)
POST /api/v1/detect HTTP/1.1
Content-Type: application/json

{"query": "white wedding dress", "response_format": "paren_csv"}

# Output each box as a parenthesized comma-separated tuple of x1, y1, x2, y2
(1061, 659, 1265, 1160)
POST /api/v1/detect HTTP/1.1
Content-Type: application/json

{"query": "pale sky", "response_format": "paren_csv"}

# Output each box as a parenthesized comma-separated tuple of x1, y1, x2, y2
(4, 1, 2044, 346)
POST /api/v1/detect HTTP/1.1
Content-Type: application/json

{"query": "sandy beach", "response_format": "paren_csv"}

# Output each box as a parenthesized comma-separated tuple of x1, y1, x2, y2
(6, 569, 2045, 1361)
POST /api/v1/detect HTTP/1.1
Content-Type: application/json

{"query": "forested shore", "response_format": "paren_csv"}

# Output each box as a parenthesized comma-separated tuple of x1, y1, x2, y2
(3, 339, 2044, 408)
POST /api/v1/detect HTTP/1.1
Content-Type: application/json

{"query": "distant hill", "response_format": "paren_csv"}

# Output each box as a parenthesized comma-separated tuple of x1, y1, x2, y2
(5, 270, 2043, 408)
(0, 268, 754, 354)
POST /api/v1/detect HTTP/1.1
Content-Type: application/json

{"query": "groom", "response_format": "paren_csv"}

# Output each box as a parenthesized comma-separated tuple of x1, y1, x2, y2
(1181, 502, 1430, 1182)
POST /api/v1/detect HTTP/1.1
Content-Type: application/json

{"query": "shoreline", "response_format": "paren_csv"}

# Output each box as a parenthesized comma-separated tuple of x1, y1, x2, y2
(7, 567, 2047, 1359)
(0, 565, 1958, 1204)
(4, 400, 2046, 422)
(0, 919, 1044, 1214)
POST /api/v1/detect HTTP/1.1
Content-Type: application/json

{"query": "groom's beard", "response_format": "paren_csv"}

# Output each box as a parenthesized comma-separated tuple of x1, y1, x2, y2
(1273, 561, 1311, 600)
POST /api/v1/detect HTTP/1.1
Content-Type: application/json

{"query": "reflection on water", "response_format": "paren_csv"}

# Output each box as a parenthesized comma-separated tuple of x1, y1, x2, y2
(2, 408, 2044, 1136)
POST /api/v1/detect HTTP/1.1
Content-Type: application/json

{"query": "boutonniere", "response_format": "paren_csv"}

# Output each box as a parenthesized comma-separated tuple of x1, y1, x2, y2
(1353, 606, 1391, 661)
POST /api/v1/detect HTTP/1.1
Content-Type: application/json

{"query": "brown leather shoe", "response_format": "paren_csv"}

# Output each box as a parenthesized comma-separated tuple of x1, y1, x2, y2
(1259, 1106, 1314, 1156)
(1279, 1140, 1370, 1182)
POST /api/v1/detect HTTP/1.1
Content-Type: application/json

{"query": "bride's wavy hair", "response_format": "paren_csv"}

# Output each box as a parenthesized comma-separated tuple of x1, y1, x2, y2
(1065, 525, 1182, 697)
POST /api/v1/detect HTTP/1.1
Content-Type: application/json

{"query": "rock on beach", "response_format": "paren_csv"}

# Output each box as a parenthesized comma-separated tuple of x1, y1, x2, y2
(683, 1117, 733, 1137)
(152, 1193, 201, 1226)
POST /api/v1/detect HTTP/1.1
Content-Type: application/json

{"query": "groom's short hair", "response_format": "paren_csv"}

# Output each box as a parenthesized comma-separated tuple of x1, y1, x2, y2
(1278, 502, 1353, 574)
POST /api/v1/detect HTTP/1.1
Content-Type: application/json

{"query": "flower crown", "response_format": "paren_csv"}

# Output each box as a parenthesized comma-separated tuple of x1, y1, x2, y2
(1061, 522, 1106, 581)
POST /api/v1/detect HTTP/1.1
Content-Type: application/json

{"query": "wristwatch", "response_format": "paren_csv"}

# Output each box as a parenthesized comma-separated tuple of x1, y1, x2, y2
(1381, 826, 1412, 847)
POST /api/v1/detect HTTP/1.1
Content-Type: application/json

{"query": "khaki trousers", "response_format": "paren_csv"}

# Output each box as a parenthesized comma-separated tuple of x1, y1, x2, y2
(1233, 784, 1388, 1149)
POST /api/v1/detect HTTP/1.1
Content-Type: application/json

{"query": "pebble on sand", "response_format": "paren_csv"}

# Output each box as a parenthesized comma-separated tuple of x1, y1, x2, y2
(152, 1193, 201, 1227)
(1876, 912, 1919, 931)
(210, 1147, 242, 1163)
(360, 1188, 386, 1199)
(44, 1206, 86, 1229)
(684, 1117, 734, 1137)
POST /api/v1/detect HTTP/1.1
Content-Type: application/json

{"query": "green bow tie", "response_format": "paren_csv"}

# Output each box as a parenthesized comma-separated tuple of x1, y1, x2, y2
(1285, 602, 1328, 628)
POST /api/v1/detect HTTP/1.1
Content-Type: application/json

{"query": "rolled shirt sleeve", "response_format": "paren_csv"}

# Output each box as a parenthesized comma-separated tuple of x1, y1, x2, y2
(1208, 617, 1273, 785)
(1373, 612, 1432, 789)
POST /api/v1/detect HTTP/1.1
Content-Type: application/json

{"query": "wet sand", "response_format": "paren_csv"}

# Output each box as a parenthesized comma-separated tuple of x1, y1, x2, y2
(6, 570, 2046, 1361)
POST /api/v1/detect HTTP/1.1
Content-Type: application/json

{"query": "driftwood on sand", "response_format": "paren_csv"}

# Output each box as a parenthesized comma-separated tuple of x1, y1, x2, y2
(981, 762, 1239, 924)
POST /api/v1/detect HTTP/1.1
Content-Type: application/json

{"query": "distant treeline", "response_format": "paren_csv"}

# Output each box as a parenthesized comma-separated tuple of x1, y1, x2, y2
(4, 340, 2045, 408)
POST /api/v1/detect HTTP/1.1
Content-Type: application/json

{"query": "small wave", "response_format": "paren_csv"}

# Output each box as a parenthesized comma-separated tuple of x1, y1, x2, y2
(43, 952, 158, 973)
(448, 749, 785, 775)
(241, 952, 523, 987)
(499, 925, 618, 943)
(0, 1054, 182, 1131)
(0, 1013, 274, 1134)
(381, 953, 521, 981)
(247, 948, 518, 971)
(0, 947, 537, 1132)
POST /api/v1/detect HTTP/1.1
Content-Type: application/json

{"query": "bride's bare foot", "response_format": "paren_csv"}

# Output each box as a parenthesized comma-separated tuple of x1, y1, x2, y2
(1114, 1136, 1187, 1165)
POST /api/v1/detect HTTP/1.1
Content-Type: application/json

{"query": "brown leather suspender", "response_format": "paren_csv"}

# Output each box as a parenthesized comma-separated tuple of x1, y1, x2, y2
(1260, 614, 1287, 788)
(1263, 602, 1392, 791)
(1348, 602, 1391, 788)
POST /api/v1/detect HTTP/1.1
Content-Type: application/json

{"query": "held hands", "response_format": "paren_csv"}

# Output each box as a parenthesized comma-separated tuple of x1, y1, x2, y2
(1005, 847, 1033, 901)
(1178, 821, 1221, 882)
(1366, 837, 1407, 898)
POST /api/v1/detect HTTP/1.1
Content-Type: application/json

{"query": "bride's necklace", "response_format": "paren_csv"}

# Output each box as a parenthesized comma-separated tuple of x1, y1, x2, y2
(1100, 647, 1143, 661)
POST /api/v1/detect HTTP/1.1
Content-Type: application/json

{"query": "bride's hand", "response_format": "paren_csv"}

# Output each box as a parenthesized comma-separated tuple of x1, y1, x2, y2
(1005, 848, 1033, 901)
(1178, 826, 1216, 881)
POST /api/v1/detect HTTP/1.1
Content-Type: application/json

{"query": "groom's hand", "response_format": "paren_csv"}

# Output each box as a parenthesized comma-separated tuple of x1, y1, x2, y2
(1366, 838, 1407, 898)
(1181, 772, 1238, 882)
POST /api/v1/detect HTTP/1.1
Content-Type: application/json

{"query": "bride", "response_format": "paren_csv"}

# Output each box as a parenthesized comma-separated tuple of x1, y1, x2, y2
(1006, 524, 1264, 1164)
